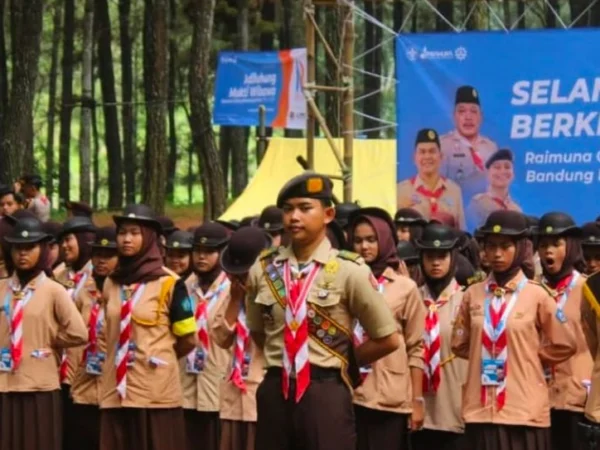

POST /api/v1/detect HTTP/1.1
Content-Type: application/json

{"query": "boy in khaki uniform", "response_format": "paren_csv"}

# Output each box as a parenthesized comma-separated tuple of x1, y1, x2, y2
(246, 173, 400, 450)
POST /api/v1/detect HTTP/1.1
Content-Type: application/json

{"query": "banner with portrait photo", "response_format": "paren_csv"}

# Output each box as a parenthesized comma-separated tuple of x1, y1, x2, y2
(214, 49, 307, 130)
(395, 29, 600, 231)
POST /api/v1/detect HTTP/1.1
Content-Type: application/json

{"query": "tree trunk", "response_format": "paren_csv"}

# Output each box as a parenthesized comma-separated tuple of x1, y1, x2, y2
(0, 0, 43, 184)
(142, 0, 168, 213)
(92, 66, 100, 209)
(257, 0, 275, 164)
(517, 0, 526, 29)
(96, 0, 123, 209)
(79, 0, 94, 203)
(363, 1, 382, 138)
(502, 0, 511, 27)
(189, 0, 227, 219)
(0, 0, 9, 145)
(45, 1, 62, 202)
(436, 0, 454, 31)
(219, 127, 230, 188)
(166, 0, 178, 203)
(570, 0, 588, 27)
(119, 0, 135, 204)
(545, 0, 560, 27)
(280, 0, 304, 138)
(393, 0, 404, 31)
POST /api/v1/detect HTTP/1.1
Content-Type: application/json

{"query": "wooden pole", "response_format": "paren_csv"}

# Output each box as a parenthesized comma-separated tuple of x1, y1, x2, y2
(257, 105, 267, 163)
(341, 4, 354, 202)
(305, 0, 316, 170)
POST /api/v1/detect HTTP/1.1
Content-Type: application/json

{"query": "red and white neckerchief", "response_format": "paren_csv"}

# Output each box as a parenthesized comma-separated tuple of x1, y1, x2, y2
(411, 177, 446, 214)
(228, 304, 250, 392)
(82, 288, 104, 364)
(6, 274, 45, 372)
(282, 260, 321, 402)
(422, 280, 460, 394)
(353, 275, 386, 346)
(481, 276, 527, 410)
(543, 271, 580, 312)
(469, 147, 485, 172)
(116, 283, 146, 400)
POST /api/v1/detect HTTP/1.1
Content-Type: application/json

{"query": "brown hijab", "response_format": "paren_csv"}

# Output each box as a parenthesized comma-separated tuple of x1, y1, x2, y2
(349, 215, 399, 278)
(110, 223, 166, 285)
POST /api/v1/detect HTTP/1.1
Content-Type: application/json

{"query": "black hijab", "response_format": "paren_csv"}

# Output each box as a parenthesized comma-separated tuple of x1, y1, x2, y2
(421, 249, 458, 300)
(541, 236, 585, 287)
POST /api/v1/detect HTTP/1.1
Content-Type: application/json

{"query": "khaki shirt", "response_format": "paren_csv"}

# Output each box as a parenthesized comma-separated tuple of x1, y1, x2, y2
(71, 276, 106, 405)
(353, 268, 426, 413)
(27, 193, 51, 222)
(581, 275, 600, 423)
(211, 295, 266, 422)
(419, 281, 468, 433)
(451, 271, 577, 427)
(100, 271, 196, 409)
(53, 262, 66, 278)
(397, 176, 465, 229)
(467, 192, 522, 229)
(543, 275, 592, 412)
(180, 273, 232, 412)
(440, 130, 498, 200)
(246, 238, 397, 370)
(0, 273, 88, 393)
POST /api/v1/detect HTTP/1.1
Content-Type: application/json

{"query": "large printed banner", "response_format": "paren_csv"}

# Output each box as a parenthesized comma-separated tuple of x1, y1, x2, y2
(395, 29, 600, 231)
(213, 49, 307, 130)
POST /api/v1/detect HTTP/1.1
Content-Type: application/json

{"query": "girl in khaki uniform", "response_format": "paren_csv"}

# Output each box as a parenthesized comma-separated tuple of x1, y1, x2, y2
(70, 227, 119, 450)
(0, 216, 88, 450)
(451, 210, 577, 450)
(411, 223, 468, 450)
(164, 230, 194, 280)
(99, 205, 197, 450)
(536, 212, 592, 450)
(212, 227, 272, 450)
(348, 207, 427, 450)
(182, 223, 232, 450)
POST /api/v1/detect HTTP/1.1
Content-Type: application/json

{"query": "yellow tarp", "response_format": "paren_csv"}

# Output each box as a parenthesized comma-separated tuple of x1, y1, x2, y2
(219, 137, 397, 220)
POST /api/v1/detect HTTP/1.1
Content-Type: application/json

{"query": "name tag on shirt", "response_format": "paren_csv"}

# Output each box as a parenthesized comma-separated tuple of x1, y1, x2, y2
(85, 351, 105, 376)
(186, 348, 206, 374)
(242, 353, 251, 380)
(127, 342, 136, 368)
(481, 358, 505, 386)
(0, 348, 12, 372)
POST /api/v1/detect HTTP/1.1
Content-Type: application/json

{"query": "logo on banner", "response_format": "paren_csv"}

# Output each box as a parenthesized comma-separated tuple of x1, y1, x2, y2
(455, 47, 468, 61)
(406, 46, 468, 62)
(406, 47, 419, 61)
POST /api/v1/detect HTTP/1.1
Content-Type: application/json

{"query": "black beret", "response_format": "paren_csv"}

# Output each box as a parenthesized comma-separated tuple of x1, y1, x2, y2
(415, 223, 459, 251)
(90, 226, 117, 249)
(455, 85, 480, 106)
(276, 173, 333, 208)
(394, 208, 427, 226)
(415, 128, 440, 148)
(485, 149, 514, 170)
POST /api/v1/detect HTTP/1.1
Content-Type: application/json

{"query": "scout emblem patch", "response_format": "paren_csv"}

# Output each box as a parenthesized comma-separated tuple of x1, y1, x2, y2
(307, 177, 323, 193)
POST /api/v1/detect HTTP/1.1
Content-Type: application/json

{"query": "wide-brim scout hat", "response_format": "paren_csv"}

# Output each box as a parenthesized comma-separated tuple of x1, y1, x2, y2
(536, 212, 582, 238)
(215, 219, 240, 235)
(276, 173, 334, 208)
(396, 240, 419, 263)
(90, 226, 117, 249)
(157, 216, 178, 237)
(582, 222, 600, 247)
(164, 230, 194, 251)
(113, 204, 162, 233)
(4, 216, 51, 244)
(58, 216, 96, 241)
(326, 220, 347, 250)
(525, 215, 540, 236)
(65, 200, 94, 218)
(220, 227, 272, 275)
(42, 221, 63, 245)
(393, 208, 427, 226)
(258, 205, 284, 233)
(348, 207, 398, 245)
(415, 223, 459, 251)
(478, 210, 529, 237)
(335, 202, 361, 228)
(239, 216, 259, 228)
(193, 222, 230, 249)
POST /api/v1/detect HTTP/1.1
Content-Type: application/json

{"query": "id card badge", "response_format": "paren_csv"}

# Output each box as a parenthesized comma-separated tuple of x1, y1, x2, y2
(186, 348, 206, 374)
(241, 352, 251, 380)
(481, 358, 505, 386)
(126, 343, 136, 368)
(0, 348, 12, 372)
(85, 352, 105, 376)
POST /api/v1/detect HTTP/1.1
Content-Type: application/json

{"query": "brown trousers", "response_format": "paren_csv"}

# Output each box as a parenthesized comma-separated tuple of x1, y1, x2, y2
(184, 410, 221, 450)
(220, 420, 256, 450)
(255, 368, 356, 450)
(354, 405, 409, 450)
(411, 429, 467, 450)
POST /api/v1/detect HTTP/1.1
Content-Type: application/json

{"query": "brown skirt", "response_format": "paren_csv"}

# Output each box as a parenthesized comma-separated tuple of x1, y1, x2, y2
(465, 423, 551, 450)
(411, 429, 467, 450)
(100, 407, 186, 450)
(220, 420, 256, 450)
(184, 410, 220, 450)
(354, 405, 409, 450)
(66, 404, 100, 450)
(551, 409, 585, 450)
(0, 390, 62, 450)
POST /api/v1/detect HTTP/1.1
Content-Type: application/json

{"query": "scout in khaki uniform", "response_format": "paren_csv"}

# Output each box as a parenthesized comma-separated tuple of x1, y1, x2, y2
(397, 129, 466, 230)
(0, 216, 88, 450)
(347, 207, 426, 450)
(42, 221, 64, 270)
(246, 173, 400, 450)
(211, 227, 272, 450)
(182, 223, 233, 450)
(411, 224, 468, 450)
(467, 149, 522, 229)
(394, 208, 427, 243)
(536, 212, 592, 450)
(582, 222, 600, 275)
(164, 230, 194, 280)
(70, 227, 119, 450)
(440, 86, 498, 201)
(258, 205, 285, 247)
(0, 185, 23, 216)
(99, 204, 197, 450)
(451, 210, 577, 450)
(19, 174, 51, 222)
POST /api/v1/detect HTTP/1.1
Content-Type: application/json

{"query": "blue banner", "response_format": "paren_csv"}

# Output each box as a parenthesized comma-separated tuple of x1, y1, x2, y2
(395, 29, 600, 230)
(213, 49, 307, 129)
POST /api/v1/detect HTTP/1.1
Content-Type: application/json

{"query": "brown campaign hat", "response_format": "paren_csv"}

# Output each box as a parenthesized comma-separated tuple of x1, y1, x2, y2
(478, 210, 529, 237)
(258, 205, 284, 233)
(193, 222, 229, 249)
(220, 227, 272, 275)
(90, 226, 117, 249)
(113, 204, 163, 233)
(276, 173, 333, 208)
(582, 222, 600, 247)
(65, 201, 94, 218)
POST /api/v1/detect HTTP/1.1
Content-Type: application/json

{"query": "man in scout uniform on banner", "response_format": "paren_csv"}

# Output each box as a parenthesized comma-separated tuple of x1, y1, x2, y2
(397, 128, 466, 230)
(245, 173, 400, 450)
(440, 85, 498, 202)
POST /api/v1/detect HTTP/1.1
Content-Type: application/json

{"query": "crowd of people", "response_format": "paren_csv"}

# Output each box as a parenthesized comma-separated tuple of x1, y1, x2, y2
(1, 171, 600, 450)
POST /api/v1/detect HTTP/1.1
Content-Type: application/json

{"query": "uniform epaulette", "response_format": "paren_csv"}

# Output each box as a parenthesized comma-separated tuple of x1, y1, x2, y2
(529, 279, 554, 296)
(55, 278, 74, 290)
(259, 246, 278, 260)
(337, 250, 363, 264)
